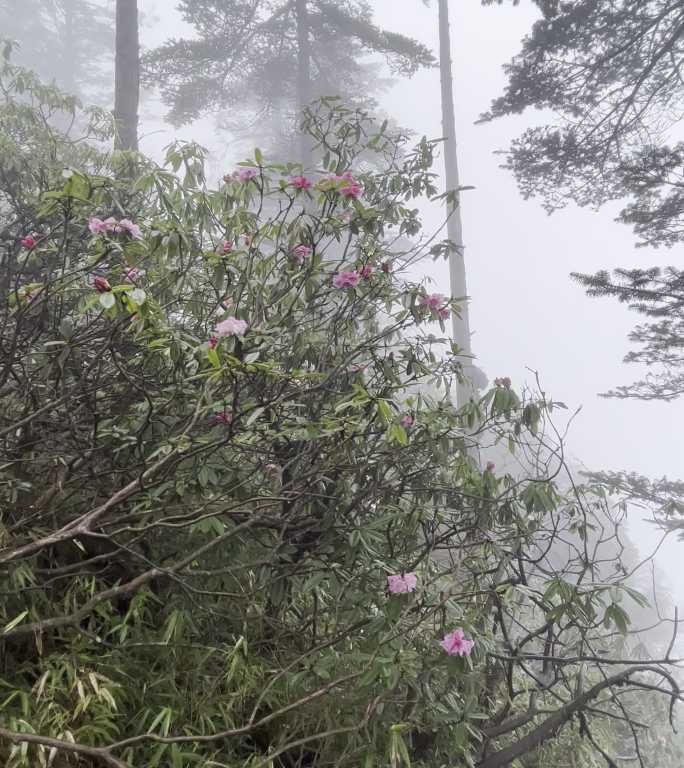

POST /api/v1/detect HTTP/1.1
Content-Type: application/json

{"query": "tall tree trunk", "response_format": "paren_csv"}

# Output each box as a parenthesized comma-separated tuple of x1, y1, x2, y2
(438, 0, 474, 406)
(114, 0, 139, 151)
(295, 0, 312, 166)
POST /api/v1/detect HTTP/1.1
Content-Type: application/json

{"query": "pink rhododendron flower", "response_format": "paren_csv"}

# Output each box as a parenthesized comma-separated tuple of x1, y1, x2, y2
(116, 219, 143, 240)
(93, 276, 111, 293)
(486, 461, 496, 472)
(290, 175, 313, 190)
(294, 244, 312, 264)
(237, 167, 258, 182)
(221, 240, 233, 254)
(125, 267, 144, 283)
(20, 235, 37, 249)
(211, 411, 233, 426)
(438, 307, 450, 320)
(494, 377, 512, 388)
(387, 573, 418, 594)
(418, 293, 447, 311)
(400, 414, 414, 429)
(88, 217, 116, 235)
(340, 179, 362, 198)
(320, 171, 362, 198)
(359, 265, 373, 279)
(215, 316, 248, 337)
(332, 271, 361, 290)
(440, 628, 474, 657)
(208, 336, 218, 350)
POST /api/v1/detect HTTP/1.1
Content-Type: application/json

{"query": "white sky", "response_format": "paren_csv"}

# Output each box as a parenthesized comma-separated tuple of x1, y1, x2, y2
(139, 0, 683, 601)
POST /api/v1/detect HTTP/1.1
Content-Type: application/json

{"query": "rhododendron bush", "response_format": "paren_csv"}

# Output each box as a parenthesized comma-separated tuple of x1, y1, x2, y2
(1, 69, 681, 768)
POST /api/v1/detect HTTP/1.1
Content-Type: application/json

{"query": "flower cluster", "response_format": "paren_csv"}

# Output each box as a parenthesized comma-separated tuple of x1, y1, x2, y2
(387, 572, 417, 594)
(211, 411, 233, 426)
(229, 167, 259, 182)
(418, 292, 450, 321)
(20, 235, 37, 249)
(215, 316, 249, 338)
(290, 175, 313, 190)
(440, 629, 475, 658)
(332, 264, 374, 290)
(93, 276, 111, 293)
(125, 267, 144, 283)
(293, 244, 312, 264)
(320, 170, 363, 199)
(494, 377, 512, 388)
(89, 217, 142, 240)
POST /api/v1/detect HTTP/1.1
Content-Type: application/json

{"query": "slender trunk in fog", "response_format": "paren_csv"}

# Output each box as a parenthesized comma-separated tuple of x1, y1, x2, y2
(295, 0, 312, 166)
(438, 0, 474, 405)
(114, 0, 139, 151)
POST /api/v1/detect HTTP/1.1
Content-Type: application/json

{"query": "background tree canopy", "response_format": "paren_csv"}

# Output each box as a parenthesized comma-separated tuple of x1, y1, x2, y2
(143, 0, 434, 155)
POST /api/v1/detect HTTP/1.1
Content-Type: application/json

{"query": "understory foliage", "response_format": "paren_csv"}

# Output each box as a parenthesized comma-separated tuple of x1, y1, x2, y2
(0, 60, 682, 768)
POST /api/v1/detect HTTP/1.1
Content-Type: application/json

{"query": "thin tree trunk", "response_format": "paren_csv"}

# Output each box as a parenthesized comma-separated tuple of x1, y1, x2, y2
(438, 0, 474, 405)
(295, 0, 312, 166)
(114, 0, 139, 151)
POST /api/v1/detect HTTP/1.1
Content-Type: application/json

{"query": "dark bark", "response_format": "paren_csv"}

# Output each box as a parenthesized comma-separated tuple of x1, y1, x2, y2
(114, 0, 139, 151)
(476, 665, 665, 768)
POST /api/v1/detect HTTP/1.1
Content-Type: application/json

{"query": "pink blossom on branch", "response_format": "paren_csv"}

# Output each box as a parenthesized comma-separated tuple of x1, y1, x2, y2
(93, 276, 111, 293)
(387, 573, 418, 594)
(215, 316, 248, 337)
(332, 271, 361, 290)
(340, 180, 362, 199)
(116, 219, 143, 240)
(20, 235, 37, 249)
(237, 167, 259, 182)
(290, 175, 313, 190)
(440, 628, 474, 657)
(211, 411, 233, 426)
(221, 240, 233, 254)
(294, 244, 312, 264)
(359, 265, 373, 279)
(88, 217, 117, 235)
(208, 336, 218, 350)
(125, 267, 144, 283)
(418, 293, 448, 311)
(400, 414, 414, 429)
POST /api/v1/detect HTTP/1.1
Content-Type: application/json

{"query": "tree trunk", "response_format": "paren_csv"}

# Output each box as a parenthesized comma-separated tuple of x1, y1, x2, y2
(438, 0, 475, 406)
(114, 0, 139, 151)
(295, 0, 312, 166)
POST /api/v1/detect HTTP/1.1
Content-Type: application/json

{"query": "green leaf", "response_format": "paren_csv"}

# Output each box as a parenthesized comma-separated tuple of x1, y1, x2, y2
(2, 610, 28, 634)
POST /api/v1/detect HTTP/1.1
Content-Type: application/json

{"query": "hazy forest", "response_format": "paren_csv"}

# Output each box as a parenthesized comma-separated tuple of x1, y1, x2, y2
(2, 1, 684, 766)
